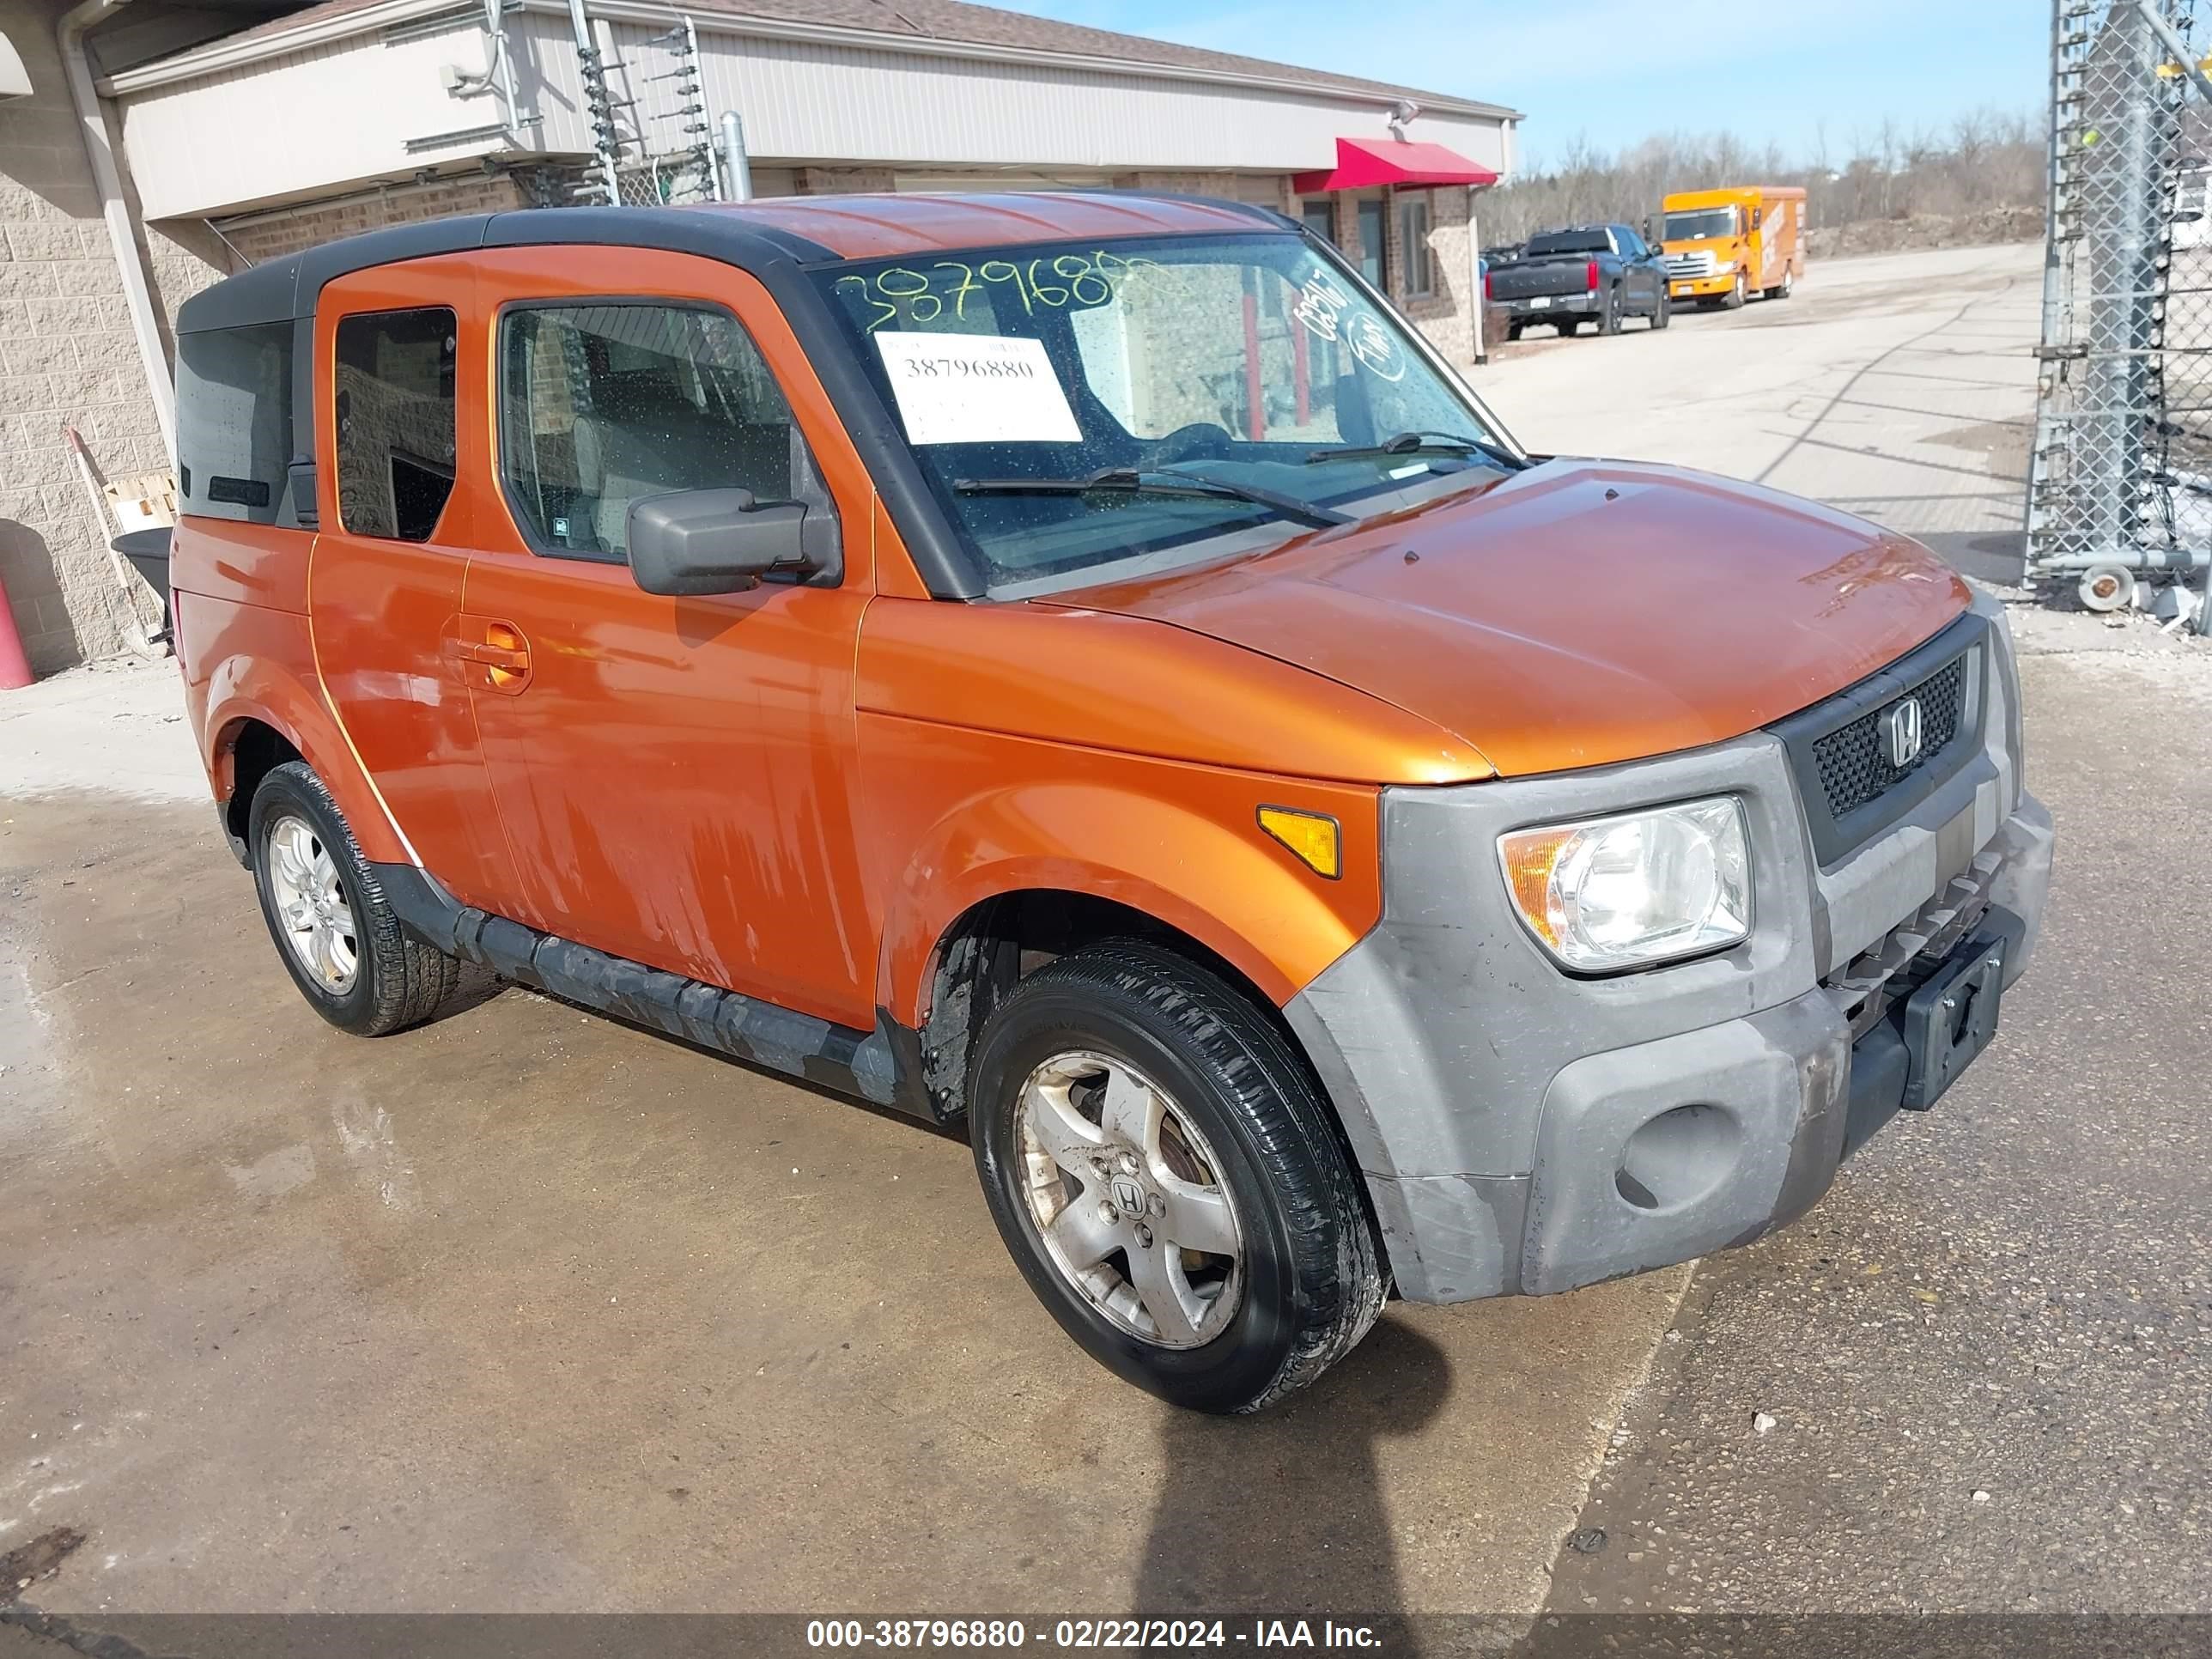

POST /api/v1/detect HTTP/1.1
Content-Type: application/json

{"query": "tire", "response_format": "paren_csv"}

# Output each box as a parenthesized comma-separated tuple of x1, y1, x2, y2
(1557, 318, 1581, 337)
(969, 939, 1387, 1414)
(248, 760, 489, 1036)
(1723, 271, 1747, 311)
(1764, 269, 1795, 301)
(1653, 289, 1672, 330)
(1599, 286, 1621, 336)
(1507, 321, 1524, 342)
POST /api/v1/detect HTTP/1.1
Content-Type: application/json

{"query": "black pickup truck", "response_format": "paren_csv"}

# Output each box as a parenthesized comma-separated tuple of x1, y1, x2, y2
(1486, 223, 1671, 338)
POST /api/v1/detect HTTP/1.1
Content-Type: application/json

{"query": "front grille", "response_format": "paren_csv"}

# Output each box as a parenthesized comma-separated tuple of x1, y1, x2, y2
(1664, 252, 1715, 278)
(1767, 611, 1987, 866)
(1808, 653, 1968, 819)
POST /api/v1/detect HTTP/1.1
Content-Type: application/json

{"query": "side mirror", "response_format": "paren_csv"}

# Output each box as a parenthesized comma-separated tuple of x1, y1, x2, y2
(628, 488, 811, 597)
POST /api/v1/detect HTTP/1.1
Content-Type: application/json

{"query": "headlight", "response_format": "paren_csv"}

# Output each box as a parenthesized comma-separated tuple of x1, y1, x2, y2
(1498, 798, 1752, 972)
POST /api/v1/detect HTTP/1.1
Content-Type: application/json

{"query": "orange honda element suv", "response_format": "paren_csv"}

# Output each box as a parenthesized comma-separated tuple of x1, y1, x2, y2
(171, 195, 2052, 1413)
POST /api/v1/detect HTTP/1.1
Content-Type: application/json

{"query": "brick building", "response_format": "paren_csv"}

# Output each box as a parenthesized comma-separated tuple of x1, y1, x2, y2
(0, 0, 1516, 673)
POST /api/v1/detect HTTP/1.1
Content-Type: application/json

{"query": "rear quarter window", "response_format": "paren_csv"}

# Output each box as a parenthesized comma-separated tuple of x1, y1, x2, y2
(335, 307, 459, 543)
(176, 323, 297, 526)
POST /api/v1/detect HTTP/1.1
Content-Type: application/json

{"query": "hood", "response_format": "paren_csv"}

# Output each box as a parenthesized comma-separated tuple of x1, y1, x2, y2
(1044, 461, 1971, 778)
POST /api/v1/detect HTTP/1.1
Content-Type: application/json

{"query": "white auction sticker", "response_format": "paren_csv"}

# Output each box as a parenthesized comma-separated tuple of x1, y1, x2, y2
(873, 331, 1081, 446)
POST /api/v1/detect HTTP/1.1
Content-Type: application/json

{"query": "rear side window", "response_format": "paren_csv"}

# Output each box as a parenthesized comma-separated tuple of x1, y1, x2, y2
(497, 301, 829, 562)
(176, 323, 295, 525)
(335, 307, 458, 543)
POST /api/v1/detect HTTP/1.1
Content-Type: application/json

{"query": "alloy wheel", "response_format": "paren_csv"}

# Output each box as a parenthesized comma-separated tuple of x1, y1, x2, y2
(1014, 1049, 1244, 1349)
(265, 813, 359, 993)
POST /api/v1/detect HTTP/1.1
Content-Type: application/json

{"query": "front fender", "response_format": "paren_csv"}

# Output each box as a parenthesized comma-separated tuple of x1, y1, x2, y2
(865, 722, 1382, 1024)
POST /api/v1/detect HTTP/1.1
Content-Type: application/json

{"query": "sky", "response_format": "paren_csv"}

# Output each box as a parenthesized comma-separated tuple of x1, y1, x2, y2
(1006, 0, 2047, 167)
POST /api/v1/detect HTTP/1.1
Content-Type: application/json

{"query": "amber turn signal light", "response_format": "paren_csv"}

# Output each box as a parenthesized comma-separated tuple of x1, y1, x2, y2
(1257, 805, 1341, 880)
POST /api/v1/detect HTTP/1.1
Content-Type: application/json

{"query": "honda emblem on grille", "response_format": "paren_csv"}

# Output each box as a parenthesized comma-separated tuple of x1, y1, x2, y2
(1881, 696, 1925, 768)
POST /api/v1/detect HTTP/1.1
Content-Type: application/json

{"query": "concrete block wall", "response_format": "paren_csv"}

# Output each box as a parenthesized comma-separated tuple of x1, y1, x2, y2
(1, 0, 227, 676)
(1392, 186, 1475, 364)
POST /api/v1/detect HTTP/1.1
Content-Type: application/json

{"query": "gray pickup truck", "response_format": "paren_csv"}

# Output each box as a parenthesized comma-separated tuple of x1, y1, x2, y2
(1488, 223, 1671, 338)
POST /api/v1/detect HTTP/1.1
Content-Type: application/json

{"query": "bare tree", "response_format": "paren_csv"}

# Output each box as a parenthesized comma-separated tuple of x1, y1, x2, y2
(1479, 111, 2046, 248)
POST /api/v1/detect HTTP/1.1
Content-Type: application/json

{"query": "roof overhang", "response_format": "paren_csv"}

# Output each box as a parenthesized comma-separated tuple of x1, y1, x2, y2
(0, 31, 32, 99)
(1291, 136, 1498, 193)
(106, 0, 1522, 122)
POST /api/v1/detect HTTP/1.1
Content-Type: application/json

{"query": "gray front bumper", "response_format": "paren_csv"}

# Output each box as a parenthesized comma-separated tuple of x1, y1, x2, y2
(1286, 593, 2052, 1304)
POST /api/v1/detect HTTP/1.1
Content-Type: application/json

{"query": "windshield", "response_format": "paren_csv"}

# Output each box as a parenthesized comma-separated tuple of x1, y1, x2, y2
(813, 232, 1518, 593)
(1663, 208, 1740, 241)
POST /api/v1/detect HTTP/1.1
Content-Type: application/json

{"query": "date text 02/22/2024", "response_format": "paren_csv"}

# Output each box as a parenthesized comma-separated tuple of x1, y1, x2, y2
(805, 1620, 1385, 1650)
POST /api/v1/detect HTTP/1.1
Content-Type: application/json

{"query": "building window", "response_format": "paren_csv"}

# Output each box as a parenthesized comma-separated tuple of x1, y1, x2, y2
(177, 322, 295, 526)
(334, 307, 457, 543)
(497, 301, 826, 562)
(1302, 199, 1336, 247)
(1356, 198, 1388, 295)
(1401, 195, 1435, 298)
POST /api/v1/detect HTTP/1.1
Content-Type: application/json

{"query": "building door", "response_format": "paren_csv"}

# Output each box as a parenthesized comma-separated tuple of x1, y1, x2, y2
(457, 247, 878, 1027)
(309, 264, 520, 913)
(1357, 198, 1389, 293)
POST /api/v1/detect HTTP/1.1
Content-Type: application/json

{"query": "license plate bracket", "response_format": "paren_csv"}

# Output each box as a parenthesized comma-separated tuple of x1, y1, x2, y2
(1899, 929, 2008, 1112)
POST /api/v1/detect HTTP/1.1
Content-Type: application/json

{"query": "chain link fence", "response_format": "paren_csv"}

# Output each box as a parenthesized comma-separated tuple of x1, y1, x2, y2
(2028, 0, 2212, 625)
(610, 152, 716, 208)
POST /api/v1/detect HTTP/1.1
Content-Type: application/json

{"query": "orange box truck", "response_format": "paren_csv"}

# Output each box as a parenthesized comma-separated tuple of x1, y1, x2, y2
(1661, 185, 1807, 308)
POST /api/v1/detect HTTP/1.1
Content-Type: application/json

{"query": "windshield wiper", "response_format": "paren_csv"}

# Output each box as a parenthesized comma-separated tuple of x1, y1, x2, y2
(951, 466, 1350, 529)
(1305, 429, 1528, 471)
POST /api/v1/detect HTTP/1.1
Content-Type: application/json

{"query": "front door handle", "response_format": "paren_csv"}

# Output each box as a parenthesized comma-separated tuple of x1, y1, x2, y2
(453, 618, 532, 693)
(459, 640, 531, 672)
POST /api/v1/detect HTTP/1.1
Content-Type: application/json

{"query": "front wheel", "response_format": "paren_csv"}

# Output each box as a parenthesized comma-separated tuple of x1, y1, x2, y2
(1723, 271, 1747, 310)
(969, 940, 1387, 1413)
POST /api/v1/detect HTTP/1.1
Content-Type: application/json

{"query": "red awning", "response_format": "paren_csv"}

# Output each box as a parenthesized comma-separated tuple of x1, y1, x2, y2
(1291, 136, 1498, 194)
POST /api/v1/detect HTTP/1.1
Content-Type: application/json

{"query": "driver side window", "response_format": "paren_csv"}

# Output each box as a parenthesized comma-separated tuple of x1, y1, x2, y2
(497, 301, 832, 562)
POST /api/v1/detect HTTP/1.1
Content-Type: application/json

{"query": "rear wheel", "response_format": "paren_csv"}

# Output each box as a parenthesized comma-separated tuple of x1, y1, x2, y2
(1653, 289, 1672, 330)
(1507, 321, 1525, 342)
(969, 939, 1386, 1414)
(248, 761, 489, 1036)
(1764, 269, 1795, 301)
(1599, 287, 1622, 336)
